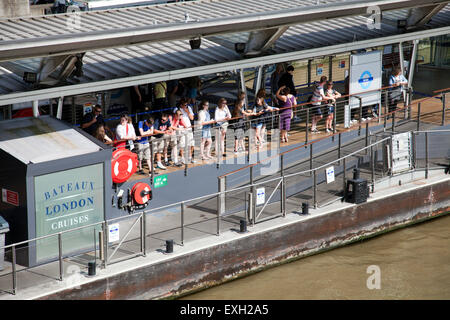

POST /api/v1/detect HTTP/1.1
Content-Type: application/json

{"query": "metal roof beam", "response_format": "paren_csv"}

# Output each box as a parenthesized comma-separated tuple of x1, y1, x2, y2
(406, 4, 448, 29)
(245, 27, 290, 56)
(1, 25, 448, 106)
(0, 0, 448, 62)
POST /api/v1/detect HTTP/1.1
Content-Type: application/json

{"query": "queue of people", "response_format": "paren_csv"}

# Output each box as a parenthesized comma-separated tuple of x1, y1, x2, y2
(81, 64, 368, 176)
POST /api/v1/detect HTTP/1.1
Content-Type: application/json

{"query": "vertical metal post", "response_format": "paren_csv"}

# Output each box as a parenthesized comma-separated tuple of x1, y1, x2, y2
(103, 221, 108, 269)
(389, 136, 394, 177)
(313, 169, 317, 209)
(399, 42, 405, 77)
(328, 56, 333, 81)
(181, 202, 185, 246)
(217, 177, 225, 236)
(150, 142, 154, 185)
(343, 157, 347, 200)
(407, 88, 412, 120)
(252, 187, 256, 226)
(247, 192, 254, 226)
(99, 230, 104, 262)
(384, 91, 388, 125)
(358, 97, 362, 136)
(216, 128, 221, 169)
(309, 142, 313, 175)
(425, 132, 429, 179)
(282, 177, 286, 217)
(240, 69, 248, 108)
(417, 102, 421, 131)
(247, 121, 251, 163)
(333, 102, 337, 135)
(365, 122, 369, 155)
(371, 145, 375, 193)
(307, 59, 312, 88)
(250, 166, 254, 190)
(338, 132, 342, 165)
(442, 93, 446, 126)
(392, 111, 396, 132)
(216, 191, 220, 236)
(71, 96, 76, 124)
(141, 212, 146, 256)
(408, 40, 419, 91)
(305, 108, 309, 146)
(280, 154, 284, 176)
(184, 131, 189, 176)
(280, 154, 285, 215)
(58, 233, 63, 281)
(12, 245, 17, 295)
(255, 65, 263, 95)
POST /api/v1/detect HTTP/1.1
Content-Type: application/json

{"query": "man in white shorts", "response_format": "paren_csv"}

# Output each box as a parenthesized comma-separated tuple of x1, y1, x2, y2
(136, 116, 156, 175)
(174, 98, 196, 163)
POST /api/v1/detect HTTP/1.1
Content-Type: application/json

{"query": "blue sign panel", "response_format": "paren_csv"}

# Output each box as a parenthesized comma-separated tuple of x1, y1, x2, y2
(358, 71, 374, 89)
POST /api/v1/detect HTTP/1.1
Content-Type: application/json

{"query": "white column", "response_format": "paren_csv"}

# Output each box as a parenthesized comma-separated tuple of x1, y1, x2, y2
(408, 40, 419, 89)
(254, 65, 263, 96)
(32, 100, 39, 118)
(239, 69, 248, 108)
(56, 97, 64, 120)
(398, 42, 405, 76)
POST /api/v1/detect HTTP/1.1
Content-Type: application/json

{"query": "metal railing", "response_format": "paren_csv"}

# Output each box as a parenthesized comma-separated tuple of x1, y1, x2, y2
(102, 84, 418, 179)
(0, 88, 449, 296)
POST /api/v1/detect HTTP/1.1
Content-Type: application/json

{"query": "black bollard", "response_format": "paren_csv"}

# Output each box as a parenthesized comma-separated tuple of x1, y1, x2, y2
(302, 202, 309, 215)
(353, 168, 360, 180)
(240, 220, 247, 233)
(88, 261, 96, 276)
(166, 240, 174, 253)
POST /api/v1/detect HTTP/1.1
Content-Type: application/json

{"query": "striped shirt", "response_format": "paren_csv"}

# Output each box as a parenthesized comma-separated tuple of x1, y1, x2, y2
(311, 84, 324, 106)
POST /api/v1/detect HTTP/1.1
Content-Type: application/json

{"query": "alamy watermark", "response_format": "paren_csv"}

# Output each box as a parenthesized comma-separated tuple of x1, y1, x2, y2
(366, 265, 381, 290)
(66, 5, 81, 31)
(366, 6, 382, 30)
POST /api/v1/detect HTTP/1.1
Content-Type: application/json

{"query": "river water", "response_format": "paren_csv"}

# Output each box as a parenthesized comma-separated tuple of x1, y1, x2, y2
(182, 214, 450, 300)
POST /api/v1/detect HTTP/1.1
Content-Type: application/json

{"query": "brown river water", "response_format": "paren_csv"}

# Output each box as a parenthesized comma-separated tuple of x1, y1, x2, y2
(182, 214, 450, 300)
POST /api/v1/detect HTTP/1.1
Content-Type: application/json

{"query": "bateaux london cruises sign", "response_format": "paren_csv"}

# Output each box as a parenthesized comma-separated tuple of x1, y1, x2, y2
(34, 164, 104, 262)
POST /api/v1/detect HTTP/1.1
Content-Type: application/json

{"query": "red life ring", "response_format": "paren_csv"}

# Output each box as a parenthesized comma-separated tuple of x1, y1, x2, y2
(131, 182, 152, 205)
(111, 149, 138, 184)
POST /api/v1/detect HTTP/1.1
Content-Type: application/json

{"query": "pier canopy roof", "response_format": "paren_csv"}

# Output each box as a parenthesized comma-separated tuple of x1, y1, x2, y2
(0, 0, 449, 61)
(0, 1, 449, 106)
(0, 116, 102, 163)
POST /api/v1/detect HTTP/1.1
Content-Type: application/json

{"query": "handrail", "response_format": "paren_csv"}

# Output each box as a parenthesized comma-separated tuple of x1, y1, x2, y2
(100, 84, 399, 147)
(219, 88, 443, 179)
(3, 127, 441, 252)
(433, 87, 450, 94)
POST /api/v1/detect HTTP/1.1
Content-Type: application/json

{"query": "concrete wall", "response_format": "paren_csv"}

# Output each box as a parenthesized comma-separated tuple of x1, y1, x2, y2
(39, 177, 450, 300)
(0, 0, 30, 19)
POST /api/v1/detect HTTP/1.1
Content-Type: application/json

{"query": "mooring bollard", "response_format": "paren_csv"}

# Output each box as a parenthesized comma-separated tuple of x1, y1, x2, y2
(240, 219, 247, 233)
(88, 261, 96, 276)
(302, 202, 309, 215)
(166, 239, 174, 253)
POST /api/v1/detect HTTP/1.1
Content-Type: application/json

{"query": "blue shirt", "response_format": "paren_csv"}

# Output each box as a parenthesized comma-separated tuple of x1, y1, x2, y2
(137, 120, 152, 143)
